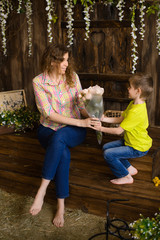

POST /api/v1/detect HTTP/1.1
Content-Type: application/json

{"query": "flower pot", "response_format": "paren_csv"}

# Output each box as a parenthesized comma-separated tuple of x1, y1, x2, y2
(0, 125, 15, 135)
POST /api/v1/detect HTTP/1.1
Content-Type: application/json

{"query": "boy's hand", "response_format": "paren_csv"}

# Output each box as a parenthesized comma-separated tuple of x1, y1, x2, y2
(90, 118, 102, 131)
(100, 114, 105, 121)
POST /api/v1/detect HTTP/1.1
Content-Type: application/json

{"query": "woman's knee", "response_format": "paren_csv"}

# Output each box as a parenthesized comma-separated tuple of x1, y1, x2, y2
(48, 130, 65, 147)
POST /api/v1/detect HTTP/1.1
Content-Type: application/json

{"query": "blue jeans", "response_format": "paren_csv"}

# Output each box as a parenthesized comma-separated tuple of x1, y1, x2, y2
(103, 139, 148, 178)
(37, 124, 86, 198)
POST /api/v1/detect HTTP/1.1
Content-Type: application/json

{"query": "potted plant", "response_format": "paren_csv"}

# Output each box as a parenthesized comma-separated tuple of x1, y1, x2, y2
(0, 106, 40, 134)
(130, 211, 160, 240)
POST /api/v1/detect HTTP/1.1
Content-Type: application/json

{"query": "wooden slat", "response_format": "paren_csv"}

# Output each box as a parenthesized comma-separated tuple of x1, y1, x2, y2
(78, 73, 132, 82)
(0, 154, 42, 177)
(61, 20, 131, 28)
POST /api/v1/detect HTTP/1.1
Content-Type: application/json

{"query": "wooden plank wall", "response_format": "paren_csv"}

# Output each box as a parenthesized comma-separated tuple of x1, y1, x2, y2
(0, 0, 159, 124)
(0, 0, 59, 106)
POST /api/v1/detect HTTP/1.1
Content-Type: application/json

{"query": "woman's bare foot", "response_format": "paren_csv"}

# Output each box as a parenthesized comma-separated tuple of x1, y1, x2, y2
(127, 165, 138, 176)
(53, 198, 65, 228)
(110, 174, 134, 185)
(53, 210, 64, 228)
(29, 190, 45, 216)
(29, 178, 50, 216)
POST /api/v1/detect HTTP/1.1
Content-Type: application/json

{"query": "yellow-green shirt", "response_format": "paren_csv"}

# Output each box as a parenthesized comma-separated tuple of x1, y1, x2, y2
(120, 101, 152, 152)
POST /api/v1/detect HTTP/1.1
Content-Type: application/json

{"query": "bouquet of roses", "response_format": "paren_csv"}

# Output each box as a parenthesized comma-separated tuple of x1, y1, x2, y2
(79, 85, 104, 144)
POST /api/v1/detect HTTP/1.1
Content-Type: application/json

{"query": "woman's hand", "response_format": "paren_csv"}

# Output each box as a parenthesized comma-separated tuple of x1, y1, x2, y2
(82, 118, 101, 129)
(48, 111, 102, 129)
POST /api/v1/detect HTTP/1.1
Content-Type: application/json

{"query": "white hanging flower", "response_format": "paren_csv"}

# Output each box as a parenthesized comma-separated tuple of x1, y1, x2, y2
(83, 1, 95, 41)
(103, 1, 108, 7)
(46, 0, 57, 43)
(102, 0, 113, 7)
(116, 0, 125, 22)
(0, 0, 11, 56)
(156, 4, 160, 55)
(25, 0, 33, 57)
(139, 0, 146, 40)
(17, 0, 22, 14)
(83, 5, 90, 41)
(65, 0, 74, 47)
(130, 3, 138, 74)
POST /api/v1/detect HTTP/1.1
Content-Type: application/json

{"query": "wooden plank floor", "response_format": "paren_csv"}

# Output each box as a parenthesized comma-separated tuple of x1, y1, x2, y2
(0, 127, 160, 223)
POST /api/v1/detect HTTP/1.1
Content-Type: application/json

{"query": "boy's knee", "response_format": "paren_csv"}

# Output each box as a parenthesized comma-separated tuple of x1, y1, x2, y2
(103, 149, 112, 161)
(103, 143, 110, 151)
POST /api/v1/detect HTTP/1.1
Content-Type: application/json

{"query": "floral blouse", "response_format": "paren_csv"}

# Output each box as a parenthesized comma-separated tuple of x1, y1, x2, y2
(33, 72, 85, 131)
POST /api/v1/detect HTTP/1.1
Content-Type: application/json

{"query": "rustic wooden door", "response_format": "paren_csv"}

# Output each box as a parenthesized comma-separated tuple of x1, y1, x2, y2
(59, 1, 159, 126)
(60, 2, 142, 112)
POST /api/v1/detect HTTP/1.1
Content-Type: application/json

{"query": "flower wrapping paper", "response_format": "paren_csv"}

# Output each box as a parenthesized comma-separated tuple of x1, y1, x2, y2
(79, 85, 104, 144)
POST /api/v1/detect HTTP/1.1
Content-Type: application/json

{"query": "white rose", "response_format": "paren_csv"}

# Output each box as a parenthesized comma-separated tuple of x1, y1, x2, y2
(82, 89, 88, 94)
(85, 93, 92, 100)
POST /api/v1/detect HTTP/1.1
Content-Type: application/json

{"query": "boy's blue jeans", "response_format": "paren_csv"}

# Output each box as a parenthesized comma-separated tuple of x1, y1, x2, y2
(103, 139, 148, 178)
(37, 124, 86, 199)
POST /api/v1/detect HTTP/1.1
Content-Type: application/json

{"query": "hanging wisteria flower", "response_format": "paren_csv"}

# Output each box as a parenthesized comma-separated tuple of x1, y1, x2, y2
(139, 0, 146, 40)
(0, 0, 11, 56)
(83, 1, 95, 41)
(83, 5, 91, 41)
(79, 85, 104, 144)
(17, 0, 22, 13)
(65, 0, 74, 47)
(102, 0, 113, 7)
(46, 0, 57, 43)
(116, 0, 125, 21)
(25, 0, 33, 57)
(130, 3, 138, 74)
(9, 0, 13, 11)
(156, 4, 160, 55)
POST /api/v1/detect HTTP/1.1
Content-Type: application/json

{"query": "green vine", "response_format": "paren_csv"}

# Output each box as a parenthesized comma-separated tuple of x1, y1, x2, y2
(146, 1, 160, 16)
(73, 0, 94, 6)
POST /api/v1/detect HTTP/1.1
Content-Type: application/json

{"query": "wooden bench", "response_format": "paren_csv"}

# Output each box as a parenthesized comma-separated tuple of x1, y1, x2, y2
(0, 127, 160, 222)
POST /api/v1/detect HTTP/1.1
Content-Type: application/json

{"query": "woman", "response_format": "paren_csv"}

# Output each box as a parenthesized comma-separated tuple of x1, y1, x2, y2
(29, 43, 98, 228)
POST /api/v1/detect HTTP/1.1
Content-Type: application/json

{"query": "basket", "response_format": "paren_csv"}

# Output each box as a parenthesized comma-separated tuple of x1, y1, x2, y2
(103, 110, 123, 128)
(105, 110, 122, 118)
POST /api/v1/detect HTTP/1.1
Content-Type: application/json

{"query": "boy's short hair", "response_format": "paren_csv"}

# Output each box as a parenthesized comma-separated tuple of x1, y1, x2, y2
(129, 73, 153, 100)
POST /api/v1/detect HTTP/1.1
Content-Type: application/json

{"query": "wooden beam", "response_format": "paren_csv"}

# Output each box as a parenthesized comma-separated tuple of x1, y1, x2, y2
(61, 20, 131, 29)
(78, 73, 132, 82)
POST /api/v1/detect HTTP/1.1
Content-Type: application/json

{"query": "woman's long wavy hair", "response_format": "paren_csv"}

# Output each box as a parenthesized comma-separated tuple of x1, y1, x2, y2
(41, 43, 75, 87)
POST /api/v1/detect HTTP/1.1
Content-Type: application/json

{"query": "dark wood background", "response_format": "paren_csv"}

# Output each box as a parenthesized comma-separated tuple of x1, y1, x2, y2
(0, 1, 160, 222)
(0, 0, 159, 126)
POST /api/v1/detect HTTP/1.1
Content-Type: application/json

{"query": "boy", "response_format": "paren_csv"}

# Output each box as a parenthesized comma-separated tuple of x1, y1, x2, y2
(93, 74, 153, 185)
